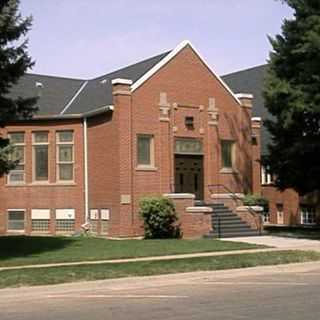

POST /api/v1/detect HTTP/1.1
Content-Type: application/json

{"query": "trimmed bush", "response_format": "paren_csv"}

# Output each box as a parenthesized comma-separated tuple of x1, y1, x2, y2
(243, 194, 269, 212)
(139, 196, 180, 239)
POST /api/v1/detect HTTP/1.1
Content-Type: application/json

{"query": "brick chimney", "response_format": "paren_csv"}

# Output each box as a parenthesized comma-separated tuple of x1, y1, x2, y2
(111, 78, 134, 236)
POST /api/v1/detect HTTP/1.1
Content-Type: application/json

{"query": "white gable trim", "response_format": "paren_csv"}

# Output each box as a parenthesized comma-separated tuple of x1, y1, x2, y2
(131, 40, 241, 105)
(60, 81, 88, 115)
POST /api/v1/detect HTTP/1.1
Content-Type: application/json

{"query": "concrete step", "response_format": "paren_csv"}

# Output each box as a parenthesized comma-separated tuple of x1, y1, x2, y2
(212, 215, 242, 221)
(208, 230, 260, 238)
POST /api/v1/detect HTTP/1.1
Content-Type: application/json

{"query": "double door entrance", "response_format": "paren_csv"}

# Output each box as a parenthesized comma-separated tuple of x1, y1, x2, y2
(174, 155, 204, 200)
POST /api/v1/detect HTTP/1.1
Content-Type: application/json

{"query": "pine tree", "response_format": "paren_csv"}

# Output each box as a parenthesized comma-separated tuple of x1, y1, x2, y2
(0, 0, 37, 175)
(263, 0, 320, 195)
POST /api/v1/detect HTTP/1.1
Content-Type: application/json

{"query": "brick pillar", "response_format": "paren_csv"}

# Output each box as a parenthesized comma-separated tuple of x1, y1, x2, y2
(236, 94, 253, 194)
(159, 92, 171, 194)
(251, 117, 262, 195)
(112, 78, 134, 236)
(207, 97, 219, 202)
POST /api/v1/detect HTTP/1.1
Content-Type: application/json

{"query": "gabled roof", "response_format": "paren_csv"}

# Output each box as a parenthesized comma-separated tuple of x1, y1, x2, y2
(7, 40, 243, 119)
(222, 64, 271, 155)
(7, 51, 170, 118)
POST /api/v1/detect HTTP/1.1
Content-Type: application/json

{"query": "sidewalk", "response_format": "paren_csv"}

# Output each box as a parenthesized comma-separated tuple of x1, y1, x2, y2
(0, 247, 282, 272)
(223, 236, 320, 252)
(1, 236, 319, 272)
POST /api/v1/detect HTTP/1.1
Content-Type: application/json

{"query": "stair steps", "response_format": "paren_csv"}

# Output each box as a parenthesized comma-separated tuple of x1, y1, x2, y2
(202, 203, 263, 238)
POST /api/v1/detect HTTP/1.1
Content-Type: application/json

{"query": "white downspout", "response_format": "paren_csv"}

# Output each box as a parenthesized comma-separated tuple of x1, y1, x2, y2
(83, 117, 89, 224)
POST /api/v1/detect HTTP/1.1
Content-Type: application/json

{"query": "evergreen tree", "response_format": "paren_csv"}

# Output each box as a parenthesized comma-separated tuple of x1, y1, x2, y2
(263, 0, 320, 195)
(0, 0, 37, 175)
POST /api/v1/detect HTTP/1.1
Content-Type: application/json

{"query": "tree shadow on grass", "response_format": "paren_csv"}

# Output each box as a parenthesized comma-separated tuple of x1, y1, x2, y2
(0, 236, 76, 261)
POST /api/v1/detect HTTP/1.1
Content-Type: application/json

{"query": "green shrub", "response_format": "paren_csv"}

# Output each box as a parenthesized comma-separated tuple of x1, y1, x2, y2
(139, 196, 180, 239)
(243, 194, 269, 212)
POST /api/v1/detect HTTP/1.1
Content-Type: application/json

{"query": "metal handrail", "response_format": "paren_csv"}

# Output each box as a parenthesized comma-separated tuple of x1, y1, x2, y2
(208, 184, 263, 235)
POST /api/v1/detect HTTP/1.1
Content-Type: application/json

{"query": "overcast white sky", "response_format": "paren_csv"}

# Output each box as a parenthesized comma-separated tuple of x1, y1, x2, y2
(20, 0, 293, 79)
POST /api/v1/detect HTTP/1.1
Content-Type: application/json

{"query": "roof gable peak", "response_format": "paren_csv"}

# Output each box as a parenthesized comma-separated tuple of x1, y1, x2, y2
(131, 40, 241, 105)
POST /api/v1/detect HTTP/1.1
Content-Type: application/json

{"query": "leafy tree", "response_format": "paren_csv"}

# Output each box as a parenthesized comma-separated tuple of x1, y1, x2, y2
(263, 0, 320, 195)
(0, 0, 37, 175)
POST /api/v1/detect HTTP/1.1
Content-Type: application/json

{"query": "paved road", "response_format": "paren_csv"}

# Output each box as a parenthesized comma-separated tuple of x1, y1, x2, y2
(1, 262, 320, 320)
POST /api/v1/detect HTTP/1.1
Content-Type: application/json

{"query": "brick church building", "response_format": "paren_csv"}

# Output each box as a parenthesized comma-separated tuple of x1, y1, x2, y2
(0, 41, 317, 237)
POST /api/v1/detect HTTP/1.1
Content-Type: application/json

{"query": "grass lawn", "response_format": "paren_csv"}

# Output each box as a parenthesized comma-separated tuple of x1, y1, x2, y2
(0, 236, 266, 267)
(0, 250, 319, 288)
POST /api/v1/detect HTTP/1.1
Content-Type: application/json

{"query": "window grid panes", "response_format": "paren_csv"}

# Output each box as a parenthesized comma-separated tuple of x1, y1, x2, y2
(8, 133, 25, 184)
(221, 140, 234, 169)
(301, 206, 316, 225)
(56, 131, 74, 181)
(261, 166, 272, 184)
(137, 135, 153, 166)
(56, 219, 75, 232)
(7, 210, 25, 231)
(33, 132, 49, 181)
(32, 220, 50, 232)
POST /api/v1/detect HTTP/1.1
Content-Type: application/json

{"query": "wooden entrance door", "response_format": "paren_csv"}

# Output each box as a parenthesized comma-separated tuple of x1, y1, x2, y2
(174, 155, 204, 200)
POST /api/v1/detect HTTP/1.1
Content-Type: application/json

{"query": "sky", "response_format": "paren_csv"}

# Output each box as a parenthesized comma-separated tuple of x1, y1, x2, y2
(20, 0, 293, 80)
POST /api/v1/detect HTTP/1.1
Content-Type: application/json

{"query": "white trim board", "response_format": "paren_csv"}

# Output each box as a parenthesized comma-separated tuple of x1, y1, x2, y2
(131, 40, 241, 105)
(60, 81, 88, 115)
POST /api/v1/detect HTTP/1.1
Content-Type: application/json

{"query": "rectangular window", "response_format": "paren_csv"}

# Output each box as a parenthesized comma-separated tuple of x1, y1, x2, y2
(221, 140, 234, 169)
(31, 209, 50, 232)
(7, 210, 25, 231)
(55, 209, 75, 232)
(137, 135, 154, 166)
(8, 132, 25, 184)
(301, 206, 316, 225)
(33, 132, 49, 181)
(263, 211, 270, 224)
(261, 166, 273, 184)
(56, 131, 74, 181)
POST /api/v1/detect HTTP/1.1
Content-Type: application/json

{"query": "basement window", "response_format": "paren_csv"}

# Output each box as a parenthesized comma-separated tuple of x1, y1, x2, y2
(7, 209, 25, 231)
(55, 209, 75, 232)
(31, 209, 50, 232)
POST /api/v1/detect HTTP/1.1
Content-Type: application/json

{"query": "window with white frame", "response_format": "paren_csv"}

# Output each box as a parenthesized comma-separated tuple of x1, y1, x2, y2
(33, 132, 49, 181)
(31, 209, 50, 232)
(301, 206, 316, 225)
(221, 140, 235, 169)
(261, 165, 273, 185)
(7, 209, 25, 231)
(8, 132, 25, 184)
(101, 208, 110, 234)
(137, 134, 154, 167)
(55, 209, 75, 232)
(262, 211, 270, 224)
(56, 131, 74, 181)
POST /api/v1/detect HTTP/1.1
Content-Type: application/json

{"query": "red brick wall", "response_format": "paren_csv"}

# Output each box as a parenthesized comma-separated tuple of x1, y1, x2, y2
(0, 119, 85, 234)
(87, 113, 120, 236)
(252, 120, 262, 195)
(125, 45, 255, 234)
(262, 185, 300, 225)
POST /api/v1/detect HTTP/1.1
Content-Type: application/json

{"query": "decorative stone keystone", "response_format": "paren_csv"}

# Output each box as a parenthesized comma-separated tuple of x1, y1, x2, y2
(208, 97, 219, 126)
(159, 92, 171, 121)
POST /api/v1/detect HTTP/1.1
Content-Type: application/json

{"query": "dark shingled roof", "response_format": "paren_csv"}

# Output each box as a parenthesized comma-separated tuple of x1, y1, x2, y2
(8, 51, 171, 117)
(66, 51, 170, 114)
(222, 65, 270, 155)
(8, 74, 85, 115)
